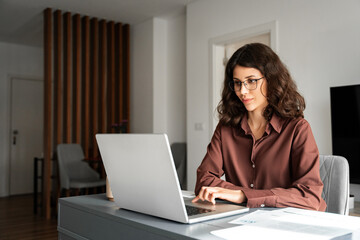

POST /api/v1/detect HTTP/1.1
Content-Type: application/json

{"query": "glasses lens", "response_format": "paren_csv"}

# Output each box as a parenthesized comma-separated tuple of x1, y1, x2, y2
(246, 80, 257, 90)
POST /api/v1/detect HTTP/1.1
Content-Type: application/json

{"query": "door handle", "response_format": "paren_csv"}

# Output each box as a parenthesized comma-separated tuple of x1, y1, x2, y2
(13, 130, 18, 145)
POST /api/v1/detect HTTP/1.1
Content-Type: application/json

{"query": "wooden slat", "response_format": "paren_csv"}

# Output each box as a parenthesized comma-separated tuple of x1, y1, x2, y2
(90, 18, 99, 157)
(82, 16, 90, 158)
(43, 8, 52, 220)
(123, 24, 130, 132)
(115, 23, 123, 127)
(99, 20, 107, 133)
(63, 12, 72, 143)
(107, 21, 115, 132)
(72, 14, 81, 144)
(52, 10, 62, 211)
(53, 10, 62, 145)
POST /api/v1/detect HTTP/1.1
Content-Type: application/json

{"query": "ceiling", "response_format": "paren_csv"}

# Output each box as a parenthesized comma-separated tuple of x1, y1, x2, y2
(0, 0, 193, 47)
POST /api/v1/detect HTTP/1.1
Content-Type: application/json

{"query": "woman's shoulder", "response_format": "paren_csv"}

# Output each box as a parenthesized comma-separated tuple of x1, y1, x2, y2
(214, 121, 239, 136)
(215, 121, 233, 132)
(283, 117, 312, 133)
(287, 117, 309, 125)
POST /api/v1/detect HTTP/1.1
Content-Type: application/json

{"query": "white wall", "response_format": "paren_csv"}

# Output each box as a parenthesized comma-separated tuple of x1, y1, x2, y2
(0, 42, 43, 197)
(131, 12, 186, 144)
(165, 12, 186, 143)
(153, 18, 168, 134)
(130, 19, 154, 134)
(186, 0, 360, 195)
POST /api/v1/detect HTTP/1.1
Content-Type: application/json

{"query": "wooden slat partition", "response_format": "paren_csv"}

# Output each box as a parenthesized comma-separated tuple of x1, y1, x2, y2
(73, 14, 81, 143)
(43, 9, 130, 218)
(82, 16, 90, 158)
(115, 23, 123, 125)
(63, 12, 72, 143)
(108, 22, 116, 132)
(90, 18, 99, 157)
(53, 10, 62, 208)
(43, 8, 52, 220)
(123, 24, 131, 132)
(99, 20, 107, 133)
(54, 10, 62, 145)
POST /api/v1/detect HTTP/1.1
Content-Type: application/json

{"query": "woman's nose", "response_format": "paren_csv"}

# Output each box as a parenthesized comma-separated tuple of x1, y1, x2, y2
(240, 84, 249, 94)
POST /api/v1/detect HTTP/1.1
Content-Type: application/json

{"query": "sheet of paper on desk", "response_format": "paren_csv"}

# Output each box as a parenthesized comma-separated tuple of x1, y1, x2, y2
(211, 224, 349, 240)
(229, 209, 283, 224)
(212, 207, 360, 240)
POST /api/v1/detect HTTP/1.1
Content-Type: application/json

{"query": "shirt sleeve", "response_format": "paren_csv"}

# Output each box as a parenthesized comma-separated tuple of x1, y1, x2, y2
(195, 124, 243, 194)
(241, 119, 326, 211)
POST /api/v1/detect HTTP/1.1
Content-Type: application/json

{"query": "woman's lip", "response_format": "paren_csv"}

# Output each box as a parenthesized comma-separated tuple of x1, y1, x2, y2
(242, 98, 253, 104)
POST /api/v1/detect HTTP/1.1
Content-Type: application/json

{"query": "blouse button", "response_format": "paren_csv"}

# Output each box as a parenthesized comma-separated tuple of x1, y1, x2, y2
(252, 164, 255, 168)
(250, 183, 254, 188)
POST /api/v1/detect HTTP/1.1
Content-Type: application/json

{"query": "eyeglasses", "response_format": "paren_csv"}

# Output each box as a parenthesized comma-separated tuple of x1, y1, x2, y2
(228, 77, 264, 91)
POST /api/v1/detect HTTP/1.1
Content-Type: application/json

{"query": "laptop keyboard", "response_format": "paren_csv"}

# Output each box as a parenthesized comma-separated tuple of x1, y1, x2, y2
(185, 205, 214, 216)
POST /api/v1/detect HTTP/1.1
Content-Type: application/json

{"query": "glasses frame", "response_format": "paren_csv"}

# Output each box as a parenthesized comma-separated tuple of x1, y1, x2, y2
(228, 77, 264, 91)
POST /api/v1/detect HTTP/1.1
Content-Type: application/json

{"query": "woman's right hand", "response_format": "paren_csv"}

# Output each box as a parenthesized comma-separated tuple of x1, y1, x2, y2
(192, 186, 246, 205)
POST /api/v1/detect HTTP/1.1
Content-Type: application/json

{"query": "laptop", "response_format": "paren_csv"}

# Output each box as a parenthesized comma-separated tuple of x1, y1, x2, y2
(96, 133, 249, 224)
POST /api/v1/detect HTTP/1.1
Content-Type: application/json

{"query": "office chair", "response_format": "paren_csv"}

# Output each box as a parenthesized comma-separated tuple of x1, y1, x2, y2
(319, 155, 349, 215)
(57, 144, 106, 196)
(171, 142, 187, 189)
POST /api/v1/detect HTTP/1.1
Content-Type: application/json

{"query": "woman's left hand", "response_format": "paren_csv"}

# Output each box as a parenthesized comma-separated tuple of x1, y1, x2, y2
(192, 186, 246, 205)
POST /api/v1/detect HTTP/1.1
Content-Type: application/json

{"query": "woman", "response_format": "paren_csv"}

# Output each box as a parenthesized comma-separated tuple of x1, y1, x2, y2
(192, 43, 326, 211)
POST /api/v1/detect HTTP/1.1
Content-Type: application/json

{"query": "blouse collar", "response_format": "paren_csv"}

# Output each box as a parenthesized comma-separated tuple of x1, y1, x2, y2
(240, 113, 284, 135)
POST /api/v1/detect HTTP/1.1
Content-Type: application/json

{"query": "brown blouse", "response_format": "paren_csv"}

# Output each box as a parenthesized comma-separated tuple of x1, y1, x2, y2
(195, 114, 327, 211)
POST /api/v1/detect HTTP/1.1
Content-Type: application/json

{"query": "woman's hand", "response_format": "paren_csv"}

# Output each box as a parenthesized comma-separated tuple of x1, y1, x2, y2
(192, 186, 246, 205)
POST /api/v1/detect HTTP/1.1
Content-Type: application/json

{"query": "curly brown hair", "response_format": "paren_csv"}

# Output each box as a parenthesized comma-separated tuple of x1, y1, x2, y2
(217, 43, 305, 127)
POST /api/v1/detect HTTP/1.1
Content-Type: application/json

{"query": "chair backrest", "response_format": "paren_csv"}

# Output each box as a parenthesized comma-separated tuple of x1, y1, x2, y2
(57, 144, 99, 189)
(319, 155, 349, 215)
(171, 142, 186, 189)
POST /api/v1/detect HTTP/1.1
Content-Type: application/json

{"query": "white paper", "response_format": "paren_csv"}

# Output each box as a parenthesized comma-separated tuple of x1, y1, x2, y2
(276, 208, 360, 230)
(212, 207, 360, 240)
(211, 224, 343, 240)
(229, 209, 284, 224)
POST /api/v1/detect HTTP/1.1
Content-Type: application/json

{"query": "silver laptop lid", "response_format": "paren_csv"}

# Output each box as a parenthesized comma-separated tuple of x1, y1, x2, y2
(96, 133, 189, 223)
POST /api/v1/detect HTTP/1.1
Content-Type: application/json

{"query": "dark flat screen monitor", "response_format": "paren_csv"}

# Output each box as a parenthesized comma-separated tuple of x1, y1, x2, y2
(330, 84, 360, 184)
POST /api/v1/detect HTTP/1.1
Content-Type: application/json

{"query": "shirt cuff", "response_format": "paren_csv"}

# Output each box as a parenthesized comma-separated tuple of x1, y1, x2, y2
(241, 188, 277, 208)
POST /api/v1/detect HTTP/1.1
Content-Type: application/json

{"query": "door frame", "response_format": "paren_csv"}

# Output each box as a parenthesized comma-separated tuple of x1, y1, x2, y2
(5, 74, 43, 196)
(208, 21, 278, 138)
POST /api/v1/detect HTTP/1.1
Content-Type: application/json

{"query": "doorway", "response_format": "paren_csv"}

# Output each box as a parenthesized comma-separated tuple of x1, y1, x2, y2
(9, 77, 44, 195)
(209, 21, 278, 136)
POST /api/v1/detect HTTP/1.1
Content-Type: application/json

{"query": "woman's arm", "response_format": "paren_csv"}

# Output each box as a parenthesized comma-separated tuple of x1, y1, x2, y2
(194, 124, 241, 194)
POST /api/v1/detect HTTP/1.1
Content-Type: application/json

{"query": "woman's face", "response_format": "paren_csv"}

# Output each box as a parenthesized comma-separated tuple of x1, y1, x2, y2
(232, 65, 268, 114)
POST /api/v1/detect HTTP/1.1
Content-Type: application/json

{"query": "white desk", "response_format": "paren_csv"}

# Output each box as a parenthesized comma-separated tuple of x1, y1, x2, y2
(58, 194, 360, 240)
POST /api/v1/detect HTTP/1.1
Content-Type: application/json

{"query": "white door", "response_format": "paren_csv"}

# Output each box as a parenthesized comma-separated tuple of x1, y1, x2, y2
(10, 77, 44, 195)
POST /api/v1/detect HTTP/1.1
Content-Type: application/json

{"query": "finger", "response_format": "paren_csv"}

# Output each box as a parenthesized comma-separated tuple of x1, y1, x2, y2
(203, 188, 211, 202)
(209, 192, 218, 205)
(192, 195, 200, 203)
(205, 188, 220, 204)
(198, 186, 207, 201)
